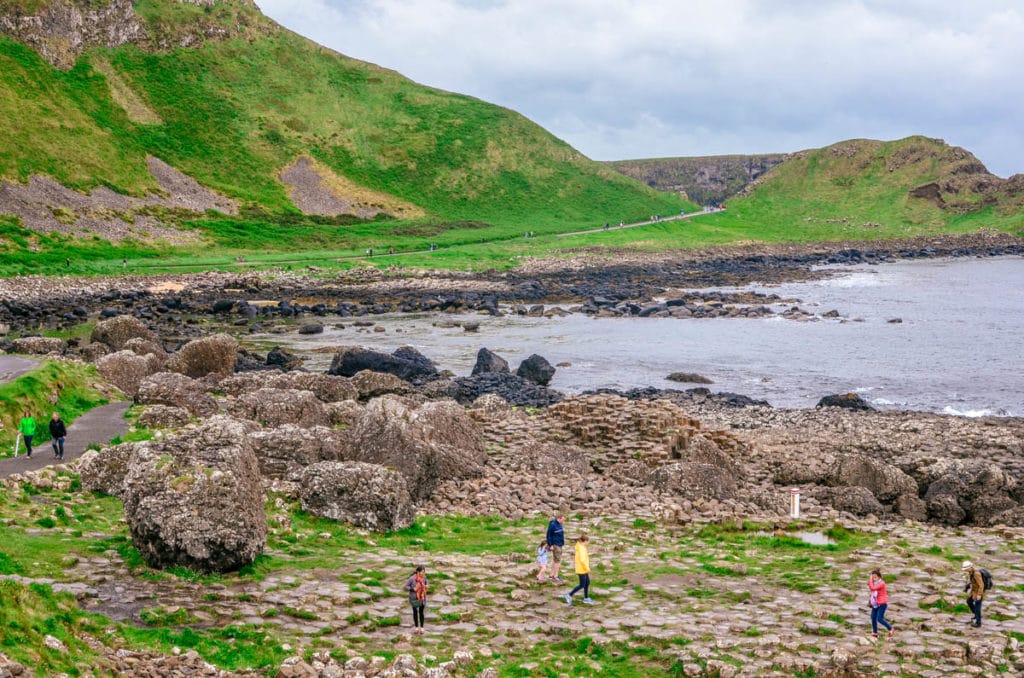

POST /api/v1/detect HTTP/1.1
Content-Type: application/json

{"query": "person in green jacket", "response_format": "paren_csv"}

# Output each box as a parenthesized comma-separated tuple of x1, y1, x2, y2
(19, 411, 36, 459)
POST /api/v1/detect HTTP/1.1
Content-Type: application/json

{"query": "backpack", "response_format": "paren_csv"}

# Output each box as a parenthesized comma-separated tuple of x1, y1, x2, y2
(979, 568, 993, 591)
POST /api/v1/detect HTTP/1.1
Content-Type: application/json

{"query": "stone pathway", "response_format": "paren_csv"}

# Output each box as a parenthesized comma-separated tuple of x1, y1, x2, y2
(0, 401, 129, 478)
(0, 355, 38, 384)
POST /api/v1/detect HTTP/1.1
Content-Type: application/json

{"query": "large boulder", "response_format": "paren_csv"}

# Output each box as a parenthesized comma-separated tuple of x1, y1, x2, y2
(248, 425, 343, 481)
(91, 315, 159, 352)
(351, 370, 414, 400)
(137, 405, 191, 429)
(471, 348, 510, 376)
(123, 336, 167, 358)
(96, 350, 151, 397)
(815, 393, 874, 411)
(328, 345, 438, 383)
(324, 400, 363, 427)
(832, 454, 918, 503)
(816, 486, 885, 517)
(121, 416, 267, 573)
(12, 337, 66, 354)
(674, 434, 740, 477)
(516, 354, 555, 386)
(774, 452, 838, 486)
(137, 372, 218, 417)
(266, 372, 358, 403)
(266, 346, 302, 370)
(344, 396, 484, 502)
(300, 461, 414, 531)
(228, 388, 329, 428)
(648, 462, 737, 500)
(166, 333, 238, 379)
(917, 458, 1018, 525)
(77, 443, 137, 498)
(448, 372, 562, 407)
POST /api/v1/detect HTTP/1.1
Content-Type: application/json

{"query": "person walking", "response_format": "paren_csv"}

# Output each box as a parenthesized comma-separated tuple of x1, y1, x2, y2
(403, 565, 428, 635)
(963, 561, 985, 627)
(868, 569, 893, 639)
(19, 411, 36, 459)
(49, 412, 67, 461)
(563, 534, 594, 606)
(546, 513, 566, 583)
(536, 540, 550, 582)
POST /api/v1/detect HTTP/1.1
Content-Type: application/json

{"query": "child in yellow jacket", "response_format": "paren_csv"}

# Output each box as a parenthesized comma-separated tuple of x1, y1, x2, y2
(563, 534, 594, 606)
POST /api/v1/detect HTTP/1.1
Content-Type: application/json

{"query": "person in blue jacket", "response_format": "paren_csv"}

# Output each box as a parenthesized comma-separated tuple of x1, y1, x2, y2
(545, 513, 566, 583)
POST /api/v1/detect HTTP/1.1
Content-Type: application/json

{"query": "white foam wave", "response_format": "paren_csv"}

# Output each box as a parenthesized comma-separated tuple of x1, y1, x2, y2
(942, 406, 997, 418)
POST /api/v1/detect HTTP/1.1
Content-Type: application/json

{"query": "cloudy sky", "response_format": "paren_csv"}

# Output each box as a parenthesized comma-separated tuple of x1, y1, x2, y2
(255, 0, 1023, 177)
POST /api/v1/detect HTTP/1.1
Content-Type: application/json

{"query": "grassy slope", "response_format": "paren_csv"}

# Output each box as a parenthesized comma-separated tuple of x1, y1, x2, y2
(0, 0, 688, 273)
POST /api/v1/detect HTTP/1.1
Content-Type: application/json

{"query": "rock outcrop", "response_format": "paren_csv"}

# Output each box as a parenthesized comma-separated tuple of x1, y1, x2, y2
(328, 346, 438, 384)
(300, 461, 415, 531)
(228, 388, 329, 428)
(137, 372, 218, 417)
(90, 315, 159, 352)
(166, 333, 237, 379)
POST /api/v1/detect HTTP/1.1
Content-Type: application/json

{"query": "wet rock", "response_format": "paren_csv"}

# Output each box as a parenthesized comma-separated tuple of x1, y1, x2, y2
(297, 323, 323, 335)
(229, 388, 329, 428)
(300, 461, 415, 531)
(166, 333, 238, 379)
(344, 396, 485, 502)
(138, 372, 218, 417)
(122, 416, 267, 573)
(266, 346, 301, 370)
(448, 372, 562, 408)
(96, 350, 151, 397)
(816, 393, 875, 411)
(516, 354, 555, 385)
(90, 315, 159, 351)
(471, 347, 510, 376)
(328, 345, 438, 383)
(666, 372, 713, 384)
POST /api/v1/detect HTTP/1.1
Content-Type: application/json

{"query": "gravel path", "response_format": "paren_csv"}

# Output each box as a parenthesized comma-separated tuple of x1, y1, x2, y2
(0, 401, 129, 478)
(0, 355, 38, 384)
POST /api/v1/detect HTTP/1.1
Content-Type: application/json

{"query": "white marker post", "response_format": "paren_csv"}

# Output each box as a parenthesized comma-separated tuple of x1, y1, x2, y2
(790, 487, 801, 519)
(13, 432, 21, 457)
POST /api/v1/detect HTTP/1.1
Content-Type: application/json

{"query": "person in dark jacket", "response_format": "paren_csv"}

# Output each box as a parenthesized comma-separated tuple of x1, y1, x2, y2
(546, 513, 566, 583)
(49, 412, 67, 461)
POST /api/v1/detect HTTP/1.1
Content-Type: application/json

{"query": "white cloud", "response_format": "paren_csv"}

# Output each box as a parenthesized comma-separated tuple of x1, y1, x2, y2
(256, 0, 1024, 176)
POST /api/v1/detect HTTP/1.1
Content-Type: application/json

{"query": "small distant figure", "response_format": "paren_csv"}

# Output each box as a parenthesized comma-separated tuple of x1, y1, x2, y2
(19, 411, 36, 459)
(403, 565, 429, 635)
(388, 246, 395, 255)
(122, 258, 127, 271)
(65, 257, 70, 268)
(619, 221, 623, 227)
(49, 412, 67, 461)
(603, 222, 609, 231)
(536, 540, 550, 581)
(680, 210, 685, 216)
(563, 533, 594, 606)
(529, 231, 534, 238)
(868, 569, 893, 639)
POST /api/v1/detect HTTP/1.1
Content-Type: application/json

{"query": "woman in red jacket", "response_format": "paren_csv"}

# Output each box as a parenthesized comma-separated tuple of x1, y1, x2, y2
(868, 569, 893, 638)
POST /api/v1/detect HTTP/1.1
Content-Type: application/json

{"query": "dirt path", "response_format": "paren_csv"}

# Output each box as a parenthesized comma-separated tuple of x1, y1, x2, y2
(0, 355, 39, 384)
(555, 207, 723, 237)
(0, 401, 129, 478)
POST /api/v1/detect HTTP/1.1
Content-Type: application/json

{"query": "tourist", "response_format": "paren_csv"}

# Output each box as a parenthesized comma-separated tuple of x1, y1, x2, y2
(963, 561, 985, 627)
(868, 569, 893, 639)
(403, 565, 428, 634)
(19, 411, 36, 459)
(49, 412, 67, 461)
(546, 513, 566, 583)
(536, 539, 551, 582)
(563, 533, 594, 606)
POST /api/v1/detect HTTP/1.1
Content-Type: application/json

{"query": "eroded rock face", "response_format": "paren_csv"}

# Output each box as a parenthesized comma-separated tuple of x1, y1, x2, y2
(915, 458, 1019, 525)
(300, 461, 414, 531)
(77, 443, 137, 498)
(832, 454, 918, 503)
(648, 462, 737, 500)
(166, 333, 237, 379)
(121, 416, 266, 573)
(248, 425, 342, 481)
(228, 388, 328, 428)
(96, 349, 150, 397)
(12, 336, 65, 354)
(137, 404, 191, 429)
(90, 315, 158, 352)
(350, 370, 414, 400)
(344, 396, 484, 502)
(816, 486, 885, 517)
(265, 371, 357, 403)
(137, 372, 217, 417)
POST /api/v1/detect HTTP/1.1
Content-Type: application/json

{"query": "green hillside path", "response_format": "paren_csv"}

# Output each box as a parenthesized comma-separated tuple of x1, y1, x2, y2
(556, 207, 724, 237)
(0, 401, 129, 478)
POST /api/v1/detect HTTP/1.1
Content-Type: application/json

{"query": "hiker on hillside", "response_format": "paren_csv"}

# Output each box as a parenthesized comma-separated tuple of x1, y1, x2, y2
(19, 411, 36, 459)
(49, 412, 67, 461)
(546, 513, 566, 583)
(963, 561, 986, 627)
(403, 565, 428, 635)
(867, 569, 893, 639)
(563, 533, 594, 606)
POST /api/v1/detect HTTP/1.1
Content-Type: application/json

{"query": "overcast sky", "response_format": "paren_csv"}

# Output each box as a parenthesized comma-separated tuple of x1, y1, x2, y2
(255, 0, 1023, 177)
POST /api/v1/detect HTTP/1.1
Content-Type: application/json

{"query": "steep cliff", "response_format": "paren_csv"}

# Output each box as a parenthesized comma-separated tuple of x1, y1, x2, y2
(606, 154, 788, 205)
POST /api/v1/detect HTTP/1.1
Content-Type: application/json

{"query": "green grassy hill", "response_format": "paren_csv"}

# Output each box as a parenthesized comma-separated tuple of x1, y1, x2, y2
(0, 0, 688, 273)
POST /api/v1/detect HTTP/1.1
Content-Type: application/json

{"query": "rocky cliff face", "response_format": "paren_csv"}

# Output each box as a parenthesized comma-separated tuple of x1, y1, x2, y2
(0, 0, 142, 68)
(606, 154, 788, 205)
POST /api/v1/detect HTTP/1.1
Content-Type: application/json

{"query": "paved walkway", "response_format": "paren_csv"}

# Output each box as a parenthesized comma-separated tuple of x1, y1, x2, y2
(0, 401, 129, 478)
(0, 355, 38, 384)
(555, 207, 724, 237)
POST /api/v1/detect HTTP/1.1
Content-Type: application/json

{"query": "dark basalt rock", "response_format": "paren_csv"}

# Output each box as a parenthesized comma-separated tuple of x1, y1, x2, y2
(448, 372, 563, 408)
(328, 345, 438, 384)
(516, 354, 555, 385)
(816, 393, 875, 411)
(471, 347, 510, 376)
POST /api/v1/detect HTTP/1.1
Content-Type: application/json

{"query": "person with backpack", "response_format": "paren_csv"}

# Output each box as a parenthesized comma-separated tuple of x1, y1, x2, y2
(867, 569, 893, 639)
(962, 560, 989, 627)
